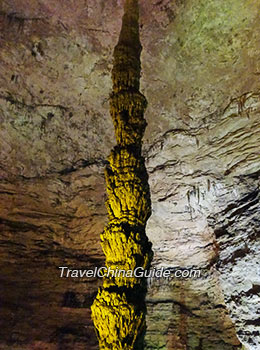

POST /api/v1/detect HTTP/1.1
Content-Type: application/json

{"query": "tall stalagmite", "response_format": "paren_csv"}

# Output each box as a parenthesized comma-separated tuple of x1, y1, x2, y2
(91, 0, 153, 349)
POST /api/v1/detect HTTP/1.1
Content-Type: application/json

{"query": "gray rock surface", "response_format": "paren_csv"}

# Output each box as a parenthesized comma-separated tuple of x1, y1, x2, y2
(0, 0, 259, 349)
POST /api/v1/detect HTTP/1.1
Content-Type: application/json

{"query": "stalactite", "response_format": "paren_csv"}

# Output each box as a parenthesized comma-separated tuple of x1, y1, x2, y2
(91, 0, 153, 349)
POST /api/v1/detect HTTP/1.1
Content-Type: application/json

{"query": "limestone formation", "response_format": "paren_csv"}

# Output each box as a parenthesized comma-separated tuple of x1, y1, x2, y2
(0, 1, 259, 350)
(91, 1, 153, 349)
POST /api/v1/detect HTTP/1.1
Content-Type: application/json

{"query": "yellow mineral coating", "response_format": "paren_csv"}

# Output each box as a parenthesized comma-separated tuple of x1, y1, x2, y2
(92, 289, 145, 350)
(91, 0, 153, 349)
(109, 91, 147, 146)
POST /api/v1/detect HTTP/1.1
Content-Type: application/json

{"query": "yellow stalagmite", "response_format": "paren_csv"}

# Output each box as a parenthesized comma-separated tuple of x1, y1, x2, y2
(91, 0, 153, 349)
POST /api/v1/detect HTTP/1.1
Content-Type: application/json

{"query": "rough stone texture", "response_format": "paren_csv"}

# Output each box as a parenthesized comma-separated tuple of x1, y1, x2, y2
(91, 2, 153, 349)
(0, 166, 106, 350)
(0, 0, 259, 350)
(145, 275, 242, 350)
(210, 177, 260, 350)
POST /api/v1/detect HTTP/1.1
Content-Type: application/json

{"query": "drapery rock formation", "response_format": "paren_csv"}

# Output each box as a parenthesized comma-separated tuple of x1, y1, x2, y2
(0, 1, 259, 350)
(91, 1, 153, 349)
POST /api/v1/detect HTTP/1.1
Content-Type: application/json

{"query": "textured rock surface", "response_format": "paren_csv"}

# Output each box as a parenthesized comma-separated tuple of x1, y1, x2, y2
(91, 1, 153, 349)
(0, 0, 259, 349)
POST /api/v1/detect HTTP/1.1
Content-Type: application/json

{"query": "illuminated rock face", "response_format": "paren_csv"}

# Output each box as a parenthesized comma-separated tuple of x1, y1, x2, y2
(91, 1, 153, 349)
(0, 1, 259, 350)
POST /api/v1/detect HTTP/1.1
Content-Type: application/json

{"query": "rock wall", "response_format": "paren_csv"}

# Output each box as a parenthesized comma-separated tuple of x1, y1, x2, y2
(0, 0, 259, 349)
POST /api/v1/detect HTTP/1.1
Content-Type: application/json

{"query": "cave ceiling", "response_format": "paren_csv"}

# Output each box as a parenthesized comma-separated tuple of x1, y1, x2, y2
(0, 1, 259, 350)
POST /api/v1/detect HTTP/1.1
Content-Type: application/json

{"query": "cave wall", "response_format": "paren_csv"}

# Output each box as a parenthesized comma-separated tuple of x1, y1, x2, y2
(0, 0, 259, 349)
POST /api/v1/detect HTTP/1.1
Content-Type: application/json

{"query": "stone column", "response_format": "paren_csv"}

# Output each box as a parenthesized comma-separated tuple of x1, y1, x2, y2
(91, 1, 153, 349)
